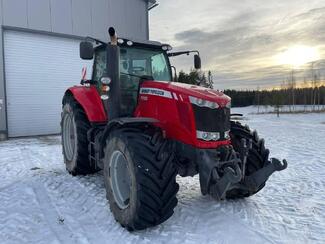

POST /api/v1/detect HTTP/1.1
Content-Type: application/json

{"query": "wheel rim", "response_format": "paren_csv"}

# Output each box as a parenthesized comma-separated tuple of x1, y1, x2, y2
(63, 114, 76, 161)
(109, 150, 131, 209)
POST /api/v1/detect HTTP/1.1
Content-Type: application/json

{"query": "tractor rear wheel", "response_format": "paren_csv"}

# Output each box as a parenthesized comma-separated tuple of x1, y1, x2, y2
(103, 126, 179, 231)
(61, 95, 98, 175)
(226, 121, 270, 199)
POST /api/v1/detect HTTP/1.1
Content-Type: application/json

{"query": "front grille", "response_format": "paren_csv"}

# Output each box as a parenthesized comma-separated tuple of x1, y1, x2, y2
(192, 105, 230, 136)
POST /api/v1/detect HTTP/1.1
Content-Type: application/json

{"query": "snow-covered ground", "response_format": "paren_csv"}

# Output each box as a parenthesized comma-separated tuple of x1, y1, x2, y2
(0, 107, 324, 244)
(248, 104, 325, 114)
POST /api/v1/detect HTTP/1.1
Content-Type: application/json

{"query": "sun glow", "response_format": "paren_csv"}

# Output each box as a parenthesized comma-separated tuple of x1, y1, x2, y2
(275, 45, 320, 68)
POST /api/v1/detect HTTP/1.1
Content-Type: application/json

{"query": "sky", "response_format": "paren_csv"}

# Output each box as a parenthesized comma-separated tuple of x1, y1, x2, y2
(149, 0, 325, 90)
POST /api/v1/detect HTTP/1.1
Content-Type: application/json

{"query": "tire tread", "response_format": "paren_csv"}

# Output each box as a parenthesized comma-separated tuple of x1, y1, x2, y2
(226, 121, 269, 199)
(61, 95, 98, 175)
(104, 126, 179, 231)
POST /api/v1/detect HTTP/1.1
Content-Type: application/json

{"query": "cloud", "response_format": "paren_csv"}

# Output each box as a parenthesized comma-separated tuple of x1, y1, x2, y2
(150, 1, 325, 89)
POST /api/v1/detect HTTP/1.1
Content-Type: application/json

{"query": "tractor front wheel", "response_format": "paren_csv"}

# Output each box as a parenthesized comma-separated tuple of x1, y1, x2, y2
(226, 121, 270, 199)
(103, 126, 179, 231)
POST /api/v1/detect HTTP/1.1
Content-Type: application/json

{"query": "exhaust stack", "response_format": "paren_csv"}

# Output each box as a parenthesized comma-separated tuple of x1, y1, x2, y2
(108, 27, 117, 46)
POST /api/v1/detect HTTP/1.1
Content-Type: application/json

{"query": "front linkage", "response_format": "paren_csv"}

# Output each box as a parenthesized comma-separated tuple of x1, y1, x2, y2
(198, 139, 287, 200)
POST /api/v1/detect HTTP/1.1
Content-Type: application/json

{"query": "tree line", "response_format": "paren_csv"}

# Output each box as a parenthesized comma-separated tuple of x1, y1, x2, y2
(225, 86, 325, 108)
(177, 68, 325, 111)
(225, 65, 325, 110)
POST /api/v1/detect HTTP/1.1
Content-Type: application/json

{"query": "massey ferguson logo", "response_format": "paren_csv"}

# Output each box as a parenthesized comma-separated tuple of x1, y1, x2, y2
(140, 88, 172, 99)
(141, 88, 164, 96)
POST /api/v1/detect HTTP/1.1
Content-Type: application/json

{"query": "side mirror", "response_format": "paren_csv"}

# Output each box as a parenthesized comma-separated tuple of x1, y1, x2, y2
(80, 41, 94, 60)
(194, 54, 201, 69)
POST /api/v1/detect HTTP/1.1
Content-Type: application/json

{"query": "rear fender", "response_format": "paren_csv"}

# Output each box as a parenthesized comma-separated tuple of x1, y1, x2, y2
(64, 86, 107, 122)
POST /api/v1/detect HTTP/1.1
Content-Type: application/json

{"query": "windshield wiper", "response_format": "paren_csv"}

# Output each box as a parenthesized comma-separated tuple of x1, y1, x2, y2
(120, 72, 154, 80)
(120, 72, 143, 79)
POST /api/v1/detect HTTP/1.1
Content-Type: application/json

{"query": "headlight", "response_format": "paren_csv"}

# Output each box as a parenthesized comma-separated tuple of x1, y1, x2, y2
(196, 131, 220, 141)
(101, 77, 111, 85)
(189, 96, 219, 109)
(162, 45, 172, 51)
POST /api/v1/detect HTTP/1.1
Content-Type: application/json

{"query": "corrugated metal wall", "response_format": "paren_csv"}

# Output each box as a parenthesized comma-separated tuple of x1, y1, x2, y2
(0, 0, 148, 40)
(0, 0, 149, 138)
(4, 31, 94, 137)
(0, 0, 5, 137)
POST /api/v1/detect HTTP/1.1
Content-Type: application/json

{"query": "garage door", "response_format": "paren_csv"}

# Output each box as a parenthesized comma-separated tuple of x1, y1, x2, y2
(4, 31, 93, 137)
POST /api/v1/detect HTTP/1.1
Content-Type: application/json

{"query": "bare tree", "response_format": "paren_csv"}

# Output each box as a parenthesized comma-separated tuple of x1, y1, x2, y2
(283, 78, 292, 112)
(256, 86, 260, 113)
(289, 69, 296, 111)
(207, 71, 214, 89)
(317, 71, 321, 111)
(310, 62, 317, 111)
(303, 77, 308, 112)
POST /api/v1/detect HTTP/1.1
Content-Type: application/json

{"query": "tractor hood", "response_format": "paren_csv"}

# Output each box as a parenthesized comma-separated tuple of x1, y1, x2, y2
(141, 80, 231, 107)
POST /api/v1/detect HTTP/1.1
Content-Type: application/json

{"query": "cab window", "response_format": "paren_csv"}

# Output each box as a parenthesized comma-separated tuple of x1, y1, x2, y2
(92, 48, 107, 82)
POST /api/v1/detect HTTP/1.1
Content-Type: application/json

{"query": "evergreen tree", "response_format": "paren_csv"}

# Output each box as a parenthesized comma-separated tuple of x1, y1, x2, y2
(207, 71, 214, 89)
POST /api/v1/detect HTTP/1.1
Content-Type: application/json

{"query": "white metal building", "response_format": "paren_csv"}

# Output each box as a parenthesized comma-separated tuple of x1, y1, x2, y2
(0, 0, 156, 139)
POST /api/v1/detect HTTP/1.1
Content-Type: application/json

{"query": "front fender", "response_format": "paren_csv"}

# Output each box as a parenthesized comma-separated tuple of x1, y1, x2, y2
(98, 117, 159, 166)
(65, 86, 107, 122)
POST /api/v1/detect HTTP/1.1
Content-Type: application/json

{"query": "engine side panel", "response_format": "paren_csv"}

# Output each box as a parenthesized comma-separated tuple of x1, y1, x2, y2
(67, 86, 107, 122)
(134, 81, 231, 149)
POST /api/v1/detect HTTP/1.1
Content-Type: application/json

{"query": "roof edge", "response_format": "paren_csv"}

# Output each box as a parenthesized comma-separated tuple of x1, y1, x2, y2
(147, 0, 158, 10)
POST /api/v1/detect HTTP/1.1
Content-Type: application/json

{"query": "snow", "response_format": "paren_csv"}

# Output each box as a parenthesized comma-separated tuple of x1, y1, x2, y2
(243, 105, 325, 114)
(1, 107, 325, 244)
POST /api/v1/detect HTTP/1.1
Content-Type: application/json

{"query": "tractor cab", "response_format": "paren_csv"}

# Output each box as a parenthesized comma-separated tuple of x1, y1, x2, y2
(79, 29, 201, 118)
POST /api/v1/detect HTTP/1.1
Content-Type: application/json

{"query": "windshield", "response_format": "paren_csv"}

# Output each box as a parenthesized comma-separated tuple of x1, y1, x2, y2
(118, 46, 172, 116)
(119, 47, 172, 81)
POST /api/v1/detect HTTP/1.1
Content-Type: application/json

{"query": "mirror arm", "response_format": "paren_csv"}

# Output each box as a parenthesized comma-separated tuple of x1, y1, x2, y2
(80, 79, 97, 85)
(168, 50, 200, 57)
(85, 36, 107, 46)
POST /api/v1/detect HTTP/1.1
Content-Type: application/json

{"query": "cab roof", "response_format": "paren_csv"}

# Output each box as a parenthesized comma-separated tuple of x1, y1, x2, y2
(89, 36, 171, 52)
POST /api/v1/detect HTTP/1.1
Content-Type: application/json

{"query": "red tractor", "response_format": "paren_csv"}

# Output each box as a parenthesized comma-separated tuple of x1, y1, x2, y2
(61, 27, 287, 231)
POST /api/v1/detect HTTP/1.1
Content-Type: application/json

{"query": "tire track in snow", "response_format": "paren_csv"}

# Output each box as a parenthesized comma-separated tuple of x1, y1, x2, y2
(38, 173, 111, 243)
(0, 181, 52, 243)
(31, 183, 77, 243)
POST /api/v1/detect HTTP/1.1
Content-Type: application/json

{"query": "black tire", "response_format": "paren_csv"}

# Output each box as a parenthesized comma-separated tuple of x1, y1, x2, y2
(103, 126, 179, 231)
(61, 95, 98, 175)
(226, 121, 270, 199)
